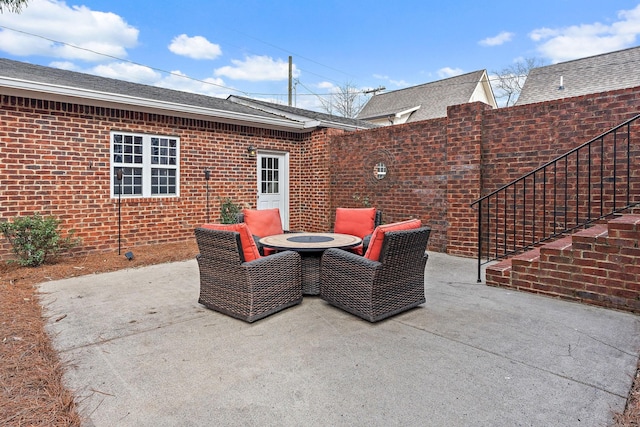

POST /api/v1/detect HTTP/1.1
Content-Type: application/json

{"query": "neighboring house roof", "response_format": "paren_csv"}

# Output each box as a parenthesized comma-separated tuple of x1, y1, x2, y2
(0, 58, 347, 133)
(357, 70, 497, 125)
(516, 45, 640, 106)
(227, 95, 378, 131)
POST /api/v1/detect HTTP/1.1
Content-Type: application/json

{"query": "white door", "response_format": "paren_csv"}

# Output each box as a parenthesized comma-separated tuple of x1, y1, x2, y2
(257, 151, 289, 229)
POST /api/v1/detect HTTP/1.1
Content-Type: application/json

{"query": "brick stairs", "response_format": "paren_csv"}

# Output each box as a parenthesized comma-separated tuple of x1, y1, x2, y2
(485, 214, 640, 313)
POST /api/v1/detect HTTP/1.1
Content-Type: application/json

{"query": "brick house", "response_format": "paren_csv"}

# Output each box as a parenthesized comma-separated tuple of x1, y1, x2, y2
(0, 57, 373, 259)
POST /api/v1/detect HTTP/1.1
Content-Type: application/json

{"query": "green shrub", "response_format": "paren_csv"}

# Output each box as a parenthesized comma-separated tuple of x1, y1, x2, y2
(219, 197, 241, 224)
(0, 214, 80, 267)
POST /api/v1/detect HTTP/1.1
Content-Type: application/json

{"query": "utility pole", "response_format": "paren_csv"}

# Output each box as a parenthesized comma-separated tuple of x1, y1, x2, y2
(288, 56, 293, 106)
(363, 86, 386, 96)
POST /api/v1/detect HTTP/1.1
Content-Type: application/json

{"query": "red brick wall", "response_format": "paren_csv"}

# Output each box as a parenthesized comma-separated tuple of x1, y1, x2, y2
(0, 95, 322, 259)
(3, 85, 640, 261)
(481, 88, 640, 195)
(329, 87, 640, 257)
(329, 119, 449, 252)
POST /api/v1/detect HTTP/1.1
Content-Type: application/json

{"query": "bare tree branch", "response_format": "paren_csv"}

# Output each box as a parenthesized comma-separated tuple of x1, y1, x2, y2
(0, 0, 29, 13)
(492, 57, 546, 107)
(320, 81, 367, 118)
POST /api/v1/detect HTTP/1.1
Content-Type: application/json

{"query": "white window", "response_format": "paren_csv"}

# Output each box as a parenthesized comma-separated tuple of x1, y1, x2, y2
(110, 131, 179, 198)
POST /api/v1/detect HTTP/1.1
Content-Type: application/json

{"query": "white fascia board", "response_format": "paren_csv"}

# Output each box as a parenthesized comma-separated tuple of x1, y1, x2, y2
(360, 105, 421, 121)
(228, 96, 369, 131)
(0, 77, 311, 132)
(395, 105, 421, 118)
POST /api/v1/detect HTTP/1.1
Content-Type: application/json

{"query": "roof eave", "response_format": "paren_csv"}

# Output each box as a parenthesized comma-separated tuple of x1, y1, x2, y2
(0, 77, 313, 133)
(228, 95, 373, 131)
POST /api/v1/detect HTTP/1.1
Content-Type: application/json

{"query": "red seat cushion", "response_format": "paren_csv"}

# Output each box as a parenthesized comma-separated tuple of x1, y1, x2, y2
(334, 208, 376, 238)
(364, 219, 422, 261)
(243, 208, 284, 237)
(200, 223, 261, 262)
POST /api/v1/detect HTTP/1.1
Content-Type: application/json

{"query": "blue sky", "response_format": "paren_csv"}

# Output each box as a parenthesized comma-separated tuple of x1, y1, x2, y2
(1, 0, 640, 110)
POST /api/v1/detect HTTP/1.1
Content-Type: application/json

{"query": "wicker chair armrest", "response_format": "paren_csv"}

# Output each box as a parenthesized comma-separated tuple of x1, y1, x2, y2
(244, 249, 300, 266)
(362, 233, 373, 253)
(321, 247, 380, 281)
(244, 250, 301, 284)
(323, 247, 379, 266)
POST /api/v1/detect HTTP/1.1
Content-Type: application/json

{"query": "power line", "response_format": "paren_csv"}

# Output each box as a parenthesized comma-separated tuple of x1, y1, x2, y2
(219, 25, 358, 81)
(0, 24, 250, 95)
(3, 23, 639, 102)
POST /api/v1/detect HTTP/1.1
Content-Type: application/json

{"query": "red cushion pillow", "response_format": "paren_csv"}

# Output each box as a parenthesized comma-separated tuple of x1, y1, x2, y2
(364, 219, 422, 261)
(334, 208, 376, 238)
(243, 208, 284, 237)
(200, 223, 261, 262)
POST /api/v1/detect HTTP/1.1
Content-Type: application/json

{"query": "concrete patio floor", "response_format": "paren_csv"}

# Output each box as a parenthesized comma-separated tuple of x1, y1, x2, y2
(39, 252, 640, 427)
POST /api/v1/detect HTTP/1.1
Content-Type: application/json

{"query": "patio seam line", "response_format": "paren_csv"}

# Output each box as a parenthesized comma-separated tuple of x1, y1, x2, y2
(397, 319, 631, 399)
(54, 311, 211, 354)
(570, 325, 640, 358)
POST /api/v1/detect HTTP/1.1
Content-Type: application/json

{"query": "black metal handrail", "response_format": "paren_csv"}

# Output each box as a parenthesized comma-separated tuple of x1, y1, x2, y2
(471, 113, 640, 282)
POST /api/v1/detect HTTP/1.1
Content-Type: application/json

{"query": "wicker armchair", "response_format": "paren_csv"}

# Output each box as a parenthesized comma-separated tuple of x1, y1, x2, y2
(320, 226, 431, 322)
(195, 227, 302, 323)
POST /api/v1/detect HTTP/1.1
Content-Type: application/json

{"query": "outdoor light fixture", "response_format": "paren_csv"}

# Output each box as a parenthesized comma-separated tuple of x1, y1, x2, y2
(247, 145, 256, 157)
(125, 251, 134, 260)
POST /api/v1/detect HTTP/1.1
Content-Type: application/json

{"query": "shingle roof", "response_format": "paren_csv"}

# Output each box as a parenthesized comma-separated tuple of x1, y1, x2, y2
(0, 57, 275, 117)
(516, 45, 640, 105)
(357, 70, 490, 122)
(228, 95, 378, 130)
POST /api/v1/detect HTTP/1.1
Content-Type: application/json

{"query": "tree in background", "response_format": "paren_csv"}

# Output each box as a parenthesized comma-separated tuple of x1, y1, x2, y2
(0, 0, 29, 13)
(492, 57, 545, 107)
(320, 81, 367, 118)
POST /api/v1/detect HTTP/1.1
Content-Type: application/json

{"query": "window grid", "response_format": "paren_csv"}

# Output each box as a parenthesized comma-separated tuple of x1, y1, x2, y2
(374, 162, 387, 180)
(111, 132, 179, 198)
(114, 167, 143, 195)
(151, 137, 178, 166)
(151, 169, 176, 194)
(261, 157, 279, 194)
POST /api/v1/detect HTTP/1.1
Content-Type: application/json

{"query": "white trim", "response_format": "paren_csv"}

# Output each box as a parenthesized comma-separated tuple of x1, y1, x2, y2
(395, 105, 421, 118)
(227, 95, 372, 132)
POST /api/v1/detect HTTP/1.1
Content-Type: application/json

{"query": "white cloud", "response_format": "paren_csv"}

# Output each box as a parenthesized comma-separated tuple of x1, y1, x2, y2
(371, 74, 410, 88)
(155, 70, 230, 98)
(388, 78, 410, 87)
(91, 62, 162, 85)
(214, 55, 299, 81)
(168, 34, 222, 60)
(437, 67, 464, 78)
(48, 61, 232, 98)
(0, 0, 138, 61)
(529, 4, 640, 63)
(479, 31, 514, 47)
(48, 60, 77, 71)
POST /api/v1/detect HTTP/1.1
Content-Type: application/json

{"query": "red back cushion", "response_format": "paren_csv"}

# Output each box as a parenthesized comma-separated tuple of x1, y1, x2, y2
(364, 219, 422, 261)
(334, 208, 376, 238)
(243, 208, 284, 237)
(200, 223, 261, 262)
